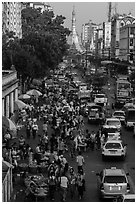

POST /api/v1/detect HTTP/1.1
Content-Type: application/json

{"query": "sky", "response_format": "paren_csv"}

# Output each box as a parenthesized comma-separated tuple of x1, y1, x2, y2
(50, 2, 135, 35)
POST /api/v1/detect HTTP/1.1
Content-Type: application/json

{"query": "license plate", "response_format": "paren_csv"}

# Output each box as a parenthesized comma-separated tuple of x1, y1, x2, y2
(109, 150, 116, 154)
(111, 186, 118, 191)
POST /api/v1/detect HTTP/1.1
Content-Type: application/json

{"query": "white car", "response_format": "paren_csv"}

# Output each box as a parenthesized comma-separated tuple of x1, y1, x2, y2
(121, 194, 135, 202)
(112, 110, 125, 123)
(105, 118, 121, 132)
(96, 167, 130, 200)
(102, 140, 127, 160)
(102, 125, 121, 141)
(94, 94, 107, 106)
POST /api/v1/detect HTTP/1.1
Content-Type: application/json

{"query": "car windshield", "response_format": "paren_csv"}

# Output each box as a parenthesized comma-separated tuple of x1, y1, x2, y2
(96, 95, 105, 98)
(105, 128, 118, 133)
(114, 112, 124, 116)
(107, 121, 120, 126)
(105, 143, 121, 149)
(104, 176, 126, 183)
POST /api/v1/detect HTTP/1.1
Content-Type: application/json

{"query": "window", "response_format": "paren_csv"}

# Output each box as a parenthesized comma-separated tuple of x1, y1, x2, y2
(104, 176, 126, 183)
(130, 27, 135, 35)
(107, 121, 120, 126)
(105, 143, 121, 149)
(130, 54, 133, 61)
(130, 39, 133, 46)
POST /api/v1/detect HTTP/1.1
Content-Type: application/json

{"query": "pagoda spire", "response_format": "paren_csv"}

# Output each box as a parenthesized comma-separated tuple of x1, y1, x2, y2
(72, 4, 76, 35)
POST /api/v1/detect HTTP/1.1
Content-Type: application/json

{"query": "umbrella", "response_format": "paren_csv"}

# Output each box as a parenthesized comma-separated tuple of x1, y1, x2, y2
(2, 116, 16, 132)
(18, 94, 31, 100)
(26, 89, 42, 97)
(14, 100, 29, 110)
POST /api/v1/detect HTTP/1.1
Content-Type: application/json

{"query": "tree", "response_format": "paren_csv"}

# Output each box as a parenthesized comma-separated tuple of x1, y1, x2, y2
(2, 7, 71, 92)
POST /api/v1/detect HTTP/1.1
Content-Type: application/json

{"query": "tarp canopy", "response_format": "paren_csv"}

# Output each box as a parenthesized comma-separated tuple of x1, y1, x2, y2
(101, 60, 113, 65)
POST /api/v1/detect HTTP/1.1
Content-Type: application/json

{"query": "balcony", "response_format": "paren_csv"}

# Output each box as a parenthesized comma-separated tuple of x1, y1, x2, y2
(2, 70, 17, 87)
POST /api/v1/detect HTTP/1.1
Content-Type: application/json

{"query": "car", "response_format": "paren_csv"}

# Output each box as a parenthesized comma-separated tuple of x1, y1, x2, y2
(112, 110, 125, 123)
(105, 118, 121, 132)
(124, 108, 135, 129)
(122, 103, 135, 112)
(96, 167, 130, 200)
(102, 140, 127, 160)
(91, 86, 102, 99)
(121, 194, 135, 202)
(88, 104, 105, 123)
(94, 94, 107, 106)
(101, 125, 121, 141)
(79, 83, 87, 91)
(112, 193, 135, 202)
(83, 102, 95, 116)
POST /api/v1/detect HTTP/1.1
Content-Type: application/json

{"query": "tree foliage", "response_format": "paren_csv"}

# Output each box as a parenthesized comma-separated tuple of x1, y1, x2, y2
(2, 7, 70, 91)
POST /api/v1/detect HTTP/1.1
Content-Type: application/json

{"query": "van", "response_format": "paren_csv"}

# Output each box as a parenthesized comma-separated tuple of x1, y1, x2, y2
(125, 108, 135, 129)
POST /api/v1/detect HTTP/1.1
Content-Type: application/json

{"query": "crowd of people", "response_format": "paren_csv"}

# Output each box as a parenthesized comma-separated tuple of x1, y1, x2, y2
(2, 73, 107, 201)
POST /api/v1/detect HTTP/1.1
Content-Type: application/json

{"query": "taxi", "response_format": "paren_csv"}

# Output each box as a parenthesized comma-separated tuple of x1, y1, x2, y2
(96, 167, 130, 200)
(102, 140, 127, 160)
(105, 118, 121, 132)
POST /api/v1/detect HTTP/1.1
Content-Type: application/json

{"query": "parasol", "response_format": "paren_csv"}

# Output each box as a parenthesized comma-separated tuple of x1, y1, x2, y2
(26, 89, 42, 97)
(14, 100, 29, 110)
(2, 116, 17, 137)
(18, 94, 31, 100)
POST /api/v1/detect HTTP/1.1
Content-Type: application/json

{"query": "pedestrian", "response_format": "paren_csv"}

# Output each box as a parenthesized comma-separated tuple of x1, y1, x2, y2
(96, 131, 101, 150)
(58, 138, 65, 155)
(76, 172, 85, 200)
(18, 135, 25, 151)
(26, 123, 31, 139)
(48, 171, 56, 201)
(76, 151, 85, 173)
(69, 167, 77, 199)
(32, 121, 38, 139)
(59, 173, 69, 201)
(42, 121, 48, 135)
(90, 130, 96, 151)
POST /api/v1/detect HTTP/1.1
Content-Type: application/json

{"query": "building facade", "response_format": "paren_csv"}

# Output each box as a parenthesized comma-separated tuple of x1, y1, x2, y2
(102, 22, 111, 58)
(2, 2, 22, 38)
(111, 13, 135, 59)
(81, 20, 92, 50)
(119, 23, 135, 63)
(2, 70, 19, 118)
(95, 25, 103, 58)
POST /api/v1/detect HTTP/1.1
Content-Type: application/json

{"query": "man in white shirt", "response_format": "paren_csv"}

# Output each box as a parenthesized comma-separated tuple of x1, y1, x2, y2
(60, 173, 69, 201)
(76, 151, 85, 173)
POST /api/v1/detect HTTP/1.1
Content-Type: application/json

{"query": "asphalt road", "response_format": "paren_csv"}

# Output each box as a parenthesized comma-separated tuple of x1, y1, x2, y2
(12, 68, 135, 202)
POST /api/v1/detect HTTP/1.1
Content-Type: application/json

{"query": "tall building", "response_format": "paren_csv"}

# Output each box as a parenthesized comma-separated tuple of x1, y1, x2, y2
(102, 22, 111, 58)
(95, 25, 103, 57)
(81, 20, 92, 49)
(67, 6, 83, 53)
(89, 23, 99, 54)
(119, 23, 135, 63)
(2, 2, 22, 38)
(111, 13, 135, 59)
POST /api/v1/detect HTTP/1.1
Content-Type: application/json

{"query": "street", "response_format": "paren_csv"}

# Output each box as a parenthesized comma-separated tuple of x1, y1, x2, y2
(12, 68, 135, 202)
